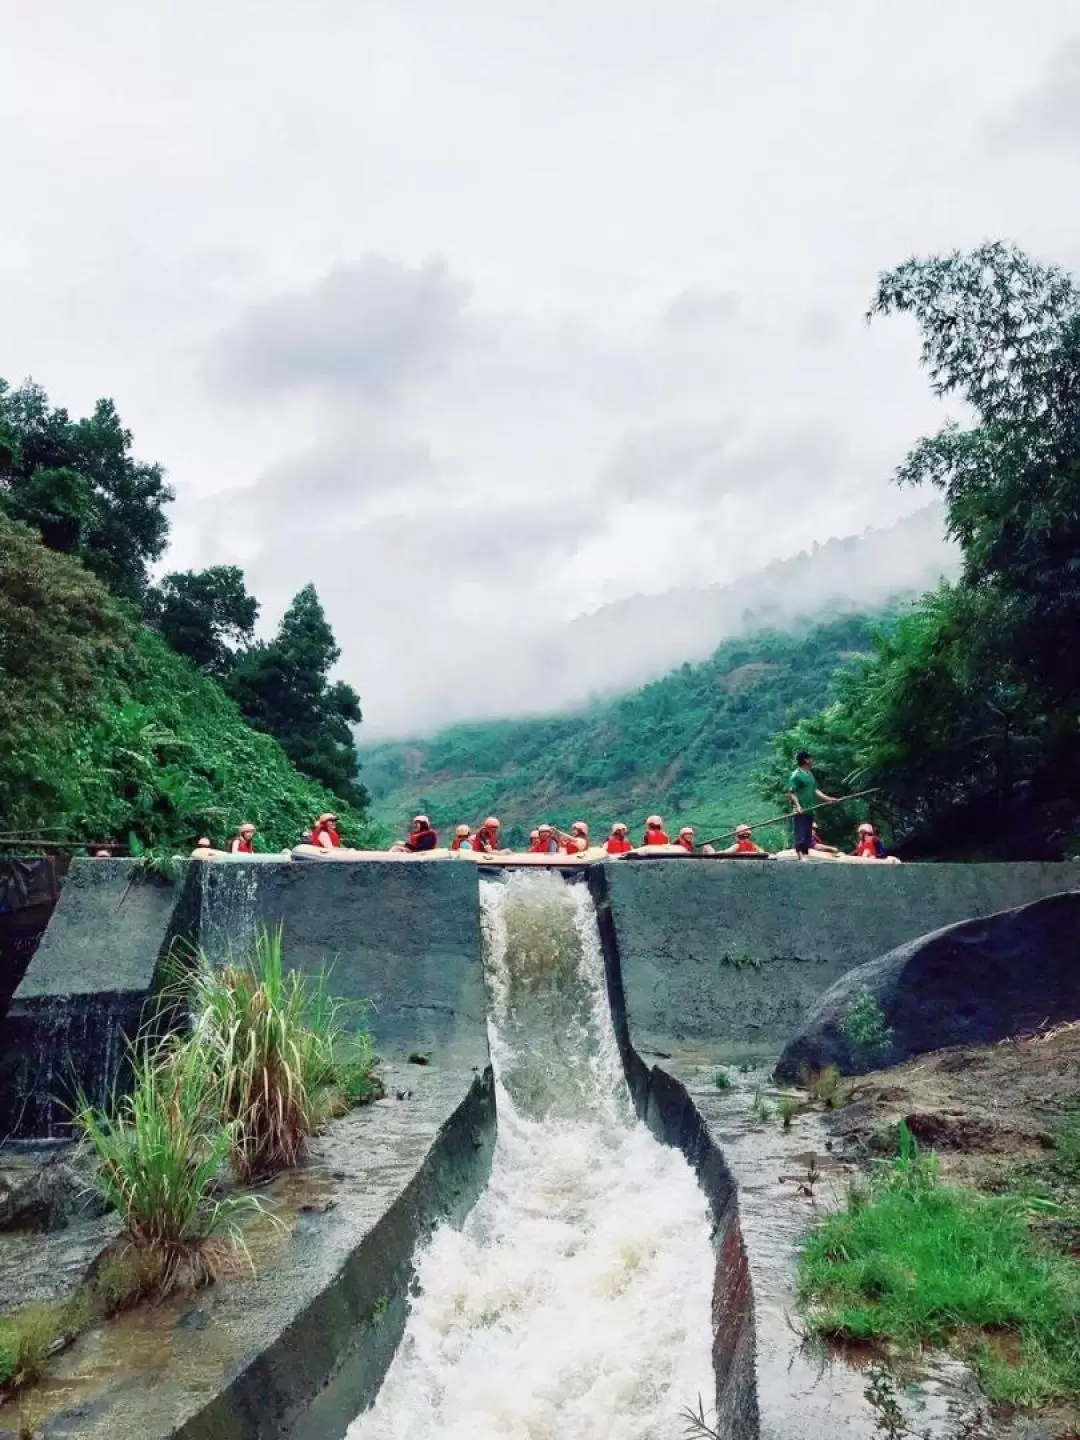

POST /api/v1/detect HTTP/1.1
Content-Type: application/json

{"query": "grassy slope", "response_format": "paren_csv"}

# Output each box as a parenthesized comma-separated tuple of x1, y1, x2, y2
(360, 611, 889, 847)
(0, 513, 384, 851)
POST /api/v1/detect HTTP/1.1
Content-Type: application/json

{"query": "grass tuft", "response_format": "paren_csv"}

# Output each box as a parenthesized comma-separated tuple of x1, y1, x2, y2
(803, 1063, 844, 1109)
(798, 1124, 1080, 1405)
(189, 925, 378, 1178)
(74, 1041, 260, 1294)
(751, 1088, 773, 1124)
(777, 1094, 799, 1130)
(711, 1068, 733, 1091)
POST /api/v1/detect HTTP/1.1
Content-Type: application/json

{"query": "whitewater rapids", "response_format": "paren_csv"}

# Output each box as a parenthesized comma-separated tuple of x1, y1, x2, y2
(348, 871, 714, 1440)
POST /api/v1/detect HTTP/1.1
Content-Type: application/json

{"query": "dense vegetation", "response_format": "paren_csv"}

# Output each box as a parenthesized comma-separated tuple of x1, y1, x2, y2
(361, 610, 893, 848)
(764, 244, 1080, 859)
(0, 375, 376, 845)
(0, 511, 382, 851)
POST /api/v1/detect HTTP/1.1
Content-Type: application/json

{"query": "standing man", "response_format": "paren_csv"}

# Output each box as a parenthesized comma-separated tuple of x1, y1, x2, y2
(786, 751, 836, 859)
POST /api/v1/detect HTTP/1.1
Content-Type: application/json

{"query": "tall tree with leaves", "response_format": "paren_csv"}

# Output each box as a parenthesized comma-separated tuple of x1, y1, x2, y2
(230, 585, 368, 808)
(145, 566, 259, 679)
(766, 243, 1080, 856)
(0, 380, 173, 603)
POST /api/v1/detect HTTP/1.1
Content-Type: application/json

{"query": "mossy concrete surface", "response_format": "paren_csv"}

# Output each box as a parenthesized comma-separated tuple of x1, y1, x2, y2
(0, 1065, 495, 1440)
(601, 860, 1080, 1059)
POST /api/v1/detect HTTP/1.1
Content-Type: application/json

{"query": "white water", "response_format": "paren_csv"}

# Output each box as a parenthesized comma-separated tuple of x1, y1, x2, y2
(348, 871, 714, 1440)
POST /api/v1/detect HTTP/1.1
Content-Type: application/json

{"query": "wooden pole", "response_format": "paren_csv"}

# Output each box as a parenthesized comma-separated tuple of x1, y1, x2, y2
(697, 788, 881, 851)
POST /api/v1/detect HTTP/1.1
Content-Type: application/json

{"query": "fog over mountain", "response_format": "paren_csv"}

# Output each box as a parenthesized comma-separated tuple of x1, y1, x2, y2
(359, 503, 958, 738)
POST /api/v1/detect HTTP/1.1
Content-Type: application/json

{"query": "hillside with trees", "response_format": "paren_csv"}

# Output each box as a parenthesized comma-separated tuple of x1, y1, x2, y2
(0, 379, 380, 852)
(360, 610, 894, 848)
(761, 244, 1080, 861)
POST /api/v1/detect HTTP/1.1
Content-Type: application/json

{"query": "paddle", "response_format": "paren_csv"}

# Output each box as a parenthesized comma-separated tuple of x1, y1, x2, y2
(696, 788, 881, 852)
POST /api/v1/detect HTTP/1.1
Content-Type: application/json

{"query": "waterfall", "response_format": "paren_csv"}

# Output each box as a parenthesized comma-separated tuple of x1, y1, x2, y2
(197, 861, 261, 964)
(348, 870, 715, 1440)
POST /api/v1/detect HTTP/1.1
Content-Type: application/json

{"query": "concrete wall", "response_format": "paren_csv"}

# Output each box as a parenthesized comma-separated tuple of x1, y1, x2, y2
(199, 860, 488, 1067)
(1, 858, 489, 1138)
(596, 860, 1080, 1058)
(0, 859, 200, 1137)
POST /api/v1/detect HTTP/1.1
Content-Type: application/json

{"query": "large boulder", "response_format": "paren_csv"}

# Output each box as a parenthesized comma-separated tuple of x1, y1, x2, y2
(775, 890, 1080, 1080)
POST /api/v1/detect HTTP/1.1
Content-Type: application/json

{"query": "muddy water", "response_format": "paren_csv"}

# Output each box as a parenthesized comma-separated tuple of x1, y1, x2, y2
(676, 1062, 987, 1439)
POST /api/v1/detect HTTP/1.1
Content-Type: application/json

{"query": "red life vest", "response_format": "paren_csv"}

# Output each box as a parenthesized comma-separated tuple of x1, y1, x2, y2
(676, 835, 694, 852)
(474, 825, 498, 851)
(855, 836, 879, 858)
(450, 835, 471, 852)
(229, 836, 254, 854)
(606, 837, 633, 854)
(530, 837, 560, 854)
(314, 823, 341, 849)
(734, 837, 759, 854)
(643, 829, 670, 846)
(564, 837, 587, 855)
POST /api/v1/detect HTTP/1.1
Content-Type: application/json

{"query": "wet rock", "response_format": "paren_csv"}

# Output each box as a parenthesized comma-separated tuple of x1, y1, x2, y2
(0, 1152, 106, 1232)
(776, 890, 1080, 1080)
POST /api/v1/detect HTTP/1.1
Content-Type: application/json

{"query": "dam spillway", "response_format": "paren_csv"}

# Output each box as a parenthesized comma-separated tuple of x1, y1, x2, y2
(0, 854, 1078, 1436)
(349, 871, 716, 1439)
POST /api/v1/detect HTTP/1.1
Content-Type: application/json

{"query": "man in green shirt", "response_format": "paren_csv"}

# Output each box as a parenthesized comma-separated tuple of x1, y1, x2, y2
(787, 750, 836, 858)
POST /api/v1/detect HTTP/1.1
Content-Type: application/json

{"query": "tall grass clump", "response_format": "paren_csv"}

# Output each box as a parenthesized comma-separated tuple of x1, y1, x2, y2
(190, 925, 377, 1179)
(798, 1124, 1080, 1405)
(73, 1042, 259, 1294)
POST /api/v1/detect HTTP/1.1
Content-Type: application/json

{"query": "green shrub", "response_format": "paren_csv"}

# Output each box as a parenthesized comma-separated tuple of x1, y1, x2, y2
(840, 986, 895, 1063)
(712, 1068, 733, 1091)
(777, 1094, 799, 1130)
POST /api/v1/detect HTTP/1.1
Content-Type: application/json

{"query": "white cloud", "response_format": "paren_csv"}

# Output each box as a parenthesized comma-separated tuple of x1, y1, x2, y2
(1, 0, 1078, 735)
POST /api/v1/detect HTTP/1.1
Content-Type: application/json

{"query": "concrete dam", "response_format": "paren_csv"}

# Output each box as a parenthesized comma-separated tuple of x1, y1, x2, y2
(1, 855, 1078, 1437)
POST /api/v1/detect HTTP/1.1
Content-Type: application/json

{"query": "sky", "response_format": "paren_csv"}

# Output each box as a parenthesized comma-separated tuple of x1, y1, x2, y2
(3, 2, 1079, 735)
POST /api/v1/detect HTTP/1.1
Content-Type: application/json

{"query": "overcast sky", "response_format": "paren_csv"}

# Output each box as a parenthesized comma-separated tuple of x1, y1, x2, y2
(3, 2, 1079, 735)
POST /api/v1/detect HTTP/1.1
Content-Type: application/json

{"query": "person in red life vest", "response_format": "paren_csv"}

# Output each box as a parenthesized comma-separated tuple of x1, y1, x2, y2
(530, 823, 561, 854)
(562, 821, 590, 855)
(450, 824, 473, 852)
(473, 816, 501, 853)
(642, 815, 670, 845)
(853, 823, 886, 859)
(720, 824, 767, 856)
(676, 826, 696, 852)
(605, 823, 633, 854)
(528, 829, 540, 849)
(228, 822, 256, 854)
(404, 814, 439, 852)
(312, 813, 342, 850)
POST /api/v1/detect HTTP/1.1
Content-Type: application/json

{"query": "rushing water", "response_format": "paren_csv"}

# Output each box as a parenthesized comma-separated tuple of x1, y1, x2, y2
(348, 871, 715, 1440)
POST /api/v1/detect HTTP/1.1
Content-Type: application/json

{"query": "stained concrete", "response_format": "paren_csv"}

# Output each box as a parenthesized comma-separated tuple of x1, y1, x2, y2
(598, 860, 1080, 1059)
(0, 857, 64, 1020)
(0, 860, 200, 1137)
(198, 860, 488, 1067)
(0, 1065, 496, 1440)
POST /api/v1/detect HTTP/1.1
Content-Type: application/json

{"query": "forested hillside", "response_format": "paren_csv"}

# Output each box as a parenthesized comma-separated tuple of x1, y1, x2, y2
(361, 610, 892, 847)
(0, 376, 381, 852)
(0, 513, 383, 852)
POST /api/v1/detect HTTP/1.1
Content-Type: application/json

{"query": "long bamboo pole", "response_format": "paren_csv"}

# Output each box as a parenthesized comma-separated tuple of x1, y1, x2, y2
(697, 788, 881, 851)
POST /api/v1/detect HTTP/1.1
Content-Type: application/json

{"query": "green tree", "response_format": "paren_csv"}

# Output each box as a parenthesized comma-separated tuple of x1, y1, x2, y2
(230, 585, 367, 808)
(146, 566, 259, 678)
(0, 380, 173, 603)
(767, 243, 1080, 855)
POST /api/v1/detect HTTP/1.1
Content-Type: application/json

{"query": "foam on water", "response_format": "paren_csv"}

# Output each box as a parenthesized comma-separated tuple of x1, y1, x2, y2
(348, 871, 714, 1440)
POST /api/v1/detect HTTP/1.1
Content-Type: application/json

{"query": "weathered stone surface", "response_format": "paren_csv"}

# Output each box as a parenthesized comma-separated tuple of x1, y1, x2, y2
(0, 857, 65, 1020)
(0, 860, 200, 1138)
(0, 1065, 495, 1440)
(776, 890, 1080, 1080)
(198, 860, 488, 1067)
(598, 859, 1080, 1059)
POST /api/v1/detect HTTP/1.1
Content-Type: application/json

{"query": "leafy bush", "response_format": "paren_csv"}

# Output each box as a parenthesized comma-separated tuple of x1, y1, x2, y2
(712, 1068, 733, 1091)
(840, 987, 896, 1064)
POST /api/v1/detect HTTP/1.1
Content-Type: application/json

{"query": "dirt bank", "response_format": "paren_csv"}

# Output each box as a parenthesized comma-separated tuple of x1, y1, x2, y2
(818, 1023, 1080, 1439)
